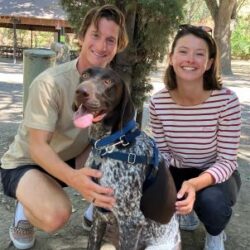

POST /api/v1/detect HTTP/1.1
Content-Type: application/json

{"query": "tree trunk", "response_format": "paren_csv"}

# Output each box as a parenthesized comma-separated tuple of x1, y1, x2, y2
(112, 0, 137, 84)
(205, 0, 237, 75)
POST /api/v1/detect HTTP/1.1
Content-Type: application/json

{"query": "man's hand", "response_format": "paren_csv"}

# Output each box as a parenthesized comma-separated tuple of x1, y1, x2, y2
(28, 128, 115, 210)
(69, 167, 115, 210)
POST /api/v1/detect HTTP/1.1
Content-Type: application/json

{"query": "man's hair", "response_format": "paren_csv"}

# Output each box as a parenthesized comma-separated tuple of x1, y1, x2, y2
(78, 4, 128, 52)
(164, 25, 222, 90)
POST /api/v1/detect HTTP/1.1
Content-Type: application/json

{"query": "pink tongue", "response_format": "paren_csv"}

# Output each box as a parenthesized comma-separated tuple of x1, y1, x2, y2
(73, 113, 94, 128)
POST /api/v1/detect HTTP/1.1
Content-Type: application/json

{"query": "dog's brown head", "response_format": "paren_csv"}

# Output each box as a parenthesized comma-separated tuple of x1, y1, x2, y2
(72, 67, 135, 133)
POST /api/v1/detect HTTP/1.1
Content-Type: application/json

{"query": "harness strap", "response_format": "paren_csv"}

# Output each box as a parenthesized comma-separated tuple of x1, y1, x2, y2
(96, 138, 159, 191)
(142, 139, 159, 191)
(99, 151, 153, 165)
(91, 121, 159, 191)
(94, 120, 137, 148)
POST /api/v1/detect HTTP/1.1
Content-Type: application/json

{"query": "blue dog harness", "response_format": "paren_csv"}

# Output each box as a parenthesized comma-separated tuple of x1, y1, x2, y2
(91, 120, 159, 191)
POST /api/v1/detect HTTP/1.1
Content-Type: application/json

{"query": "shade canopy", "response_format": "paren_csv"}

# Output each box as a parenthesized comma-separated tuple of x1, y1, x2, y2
(0, 0, 73, 32)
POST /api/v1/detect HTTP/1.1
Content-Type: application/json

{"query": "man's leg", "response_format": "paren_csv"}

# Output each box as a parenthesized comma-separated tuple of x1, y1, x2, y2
(16, 169, 72, 233)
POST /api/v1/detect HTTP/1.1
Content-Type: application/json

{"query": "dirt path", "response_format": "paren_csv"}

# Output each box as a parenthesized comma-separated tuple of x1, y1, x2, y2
(0, 59, 249, 249)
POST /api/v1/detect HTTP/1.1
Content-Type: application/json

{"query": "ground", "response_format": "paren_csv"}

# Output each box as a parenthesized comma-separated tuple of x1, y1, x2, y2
(0, 58, 249, 249)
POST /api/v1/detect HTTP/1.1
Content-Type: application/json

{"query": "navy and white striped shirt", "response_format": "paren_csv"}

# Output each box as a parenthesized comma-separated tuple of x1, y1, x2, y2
(149, 87, 241, 183)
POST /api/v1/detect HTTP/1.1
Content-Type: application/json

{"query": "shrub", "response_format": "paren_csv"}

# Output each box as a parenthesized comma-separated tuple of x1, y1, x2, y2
(231, 16, 250, 59)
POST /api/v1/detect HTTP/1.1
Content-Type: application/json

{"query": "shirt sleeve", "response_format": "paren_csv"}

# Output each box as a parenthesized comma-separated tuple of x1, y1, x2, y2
(23, 73, 60, 132)
(205, 90, 241, 183)
(149, 97, 172, 166)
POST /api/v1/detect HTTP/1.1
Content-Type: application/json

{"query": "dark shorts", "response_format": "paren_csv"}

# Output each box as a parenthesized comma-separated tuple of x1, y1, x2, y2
(0, 158, 75, 199)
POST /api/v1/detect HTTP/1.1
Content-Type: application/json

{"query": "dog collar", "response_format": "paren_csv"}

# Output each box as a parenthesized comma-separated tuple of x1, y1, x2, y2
(93, 119, 138, 149)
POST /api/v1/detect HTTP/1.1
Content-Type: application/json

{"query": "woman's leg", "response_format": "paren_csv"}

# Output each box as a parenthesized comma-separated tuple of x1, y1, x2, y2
(194, 170, 241, 235)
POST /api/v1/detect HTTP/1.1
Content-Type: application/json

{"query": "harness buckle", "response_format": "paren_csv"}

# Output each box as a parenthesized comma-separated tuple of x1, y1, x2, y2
(99, 144, 117, 156)
(128, 153, 136, 164)
(97, 140, 124, 156)
(94, 139, 101, 150)
(120, 135, 130, 146)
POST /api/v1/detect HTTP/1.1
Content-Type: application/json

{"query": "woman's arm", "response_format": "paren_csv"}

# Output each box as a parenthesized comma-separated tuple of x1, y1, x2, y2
(205, 90, 241, 183)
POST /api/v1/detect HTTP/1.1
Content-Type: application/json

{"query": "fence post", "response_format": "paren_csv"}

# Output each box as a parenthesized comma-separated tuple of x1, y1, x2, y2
(23, 49, 56, 111)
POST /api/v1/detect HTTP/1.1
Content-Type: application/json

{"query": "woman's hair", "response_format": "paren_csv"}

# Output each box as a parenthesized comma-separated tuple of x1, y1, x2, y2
(78, 4, 128, 52)
(164, 24, 222, 90)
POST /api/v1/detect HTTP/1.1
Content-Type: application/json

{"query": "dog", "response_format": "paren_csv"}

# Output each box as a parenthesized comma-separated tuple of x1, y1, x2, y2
(72, 67, 181, 250)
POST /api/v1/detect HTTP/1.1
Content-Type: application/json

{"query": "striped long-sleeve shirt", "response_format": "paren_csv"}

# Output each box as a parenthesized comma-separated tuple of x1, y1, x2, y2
(149, 87, 241, 184)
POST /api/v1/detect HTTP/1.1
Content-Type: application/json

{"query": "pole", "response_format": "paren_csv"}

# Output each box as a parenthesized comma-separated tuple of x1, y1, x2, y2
(23, 49, 56, 111)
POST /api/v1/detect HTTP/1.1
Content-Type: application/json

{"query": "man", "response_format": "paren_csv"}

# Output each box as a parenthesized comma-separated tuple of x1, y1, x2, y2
(0, 4, 128, 249)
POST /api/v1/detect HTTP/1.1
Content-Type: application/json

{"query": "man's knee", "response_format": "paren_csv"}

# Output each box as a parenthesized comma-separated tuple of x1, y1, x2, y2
(27, 205, 72, 233)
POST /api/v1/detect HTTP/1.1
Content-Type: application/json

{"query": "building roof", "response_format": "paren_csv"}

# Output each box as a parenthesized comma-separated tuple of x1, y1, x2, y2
(0, 0, 72, 32)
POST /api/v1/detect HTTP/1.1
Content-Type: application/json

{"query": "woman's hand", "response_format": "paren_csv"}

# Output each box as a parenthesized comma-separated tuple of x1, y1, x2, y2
(69, 167, 115, 210)
(175, 180, 196, 215)
(175, 172, 215, 214)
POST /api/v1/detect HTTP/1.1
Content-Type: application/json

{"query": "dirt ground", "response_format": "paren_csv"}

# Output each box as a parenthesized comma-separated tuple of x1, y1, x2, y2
(0, 58, 249, 249)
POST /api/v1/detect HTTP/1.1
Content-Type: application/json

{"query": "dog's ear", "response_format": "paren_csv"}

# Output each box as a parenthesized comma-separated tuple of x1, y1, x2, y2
(103, 79, 135, 132)
(119, 82, 135, 127)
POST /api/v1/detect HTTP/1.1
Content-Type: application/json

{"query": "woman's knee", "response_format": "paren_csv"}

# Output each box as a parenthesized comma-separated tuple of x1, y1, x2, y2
(195, 188, 232, 234)
(197, 187, 231, 215)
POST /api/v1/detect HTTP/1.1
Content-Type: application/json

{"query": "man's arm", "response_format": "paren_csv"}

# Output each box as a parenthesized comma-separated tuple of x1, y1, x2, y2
(28, 128, 115, 209)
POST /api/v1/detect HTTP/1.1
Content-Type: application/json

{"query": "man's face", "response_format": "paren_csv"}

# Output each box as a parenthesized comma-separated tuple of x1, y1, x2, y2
(78, 18, 120, 69)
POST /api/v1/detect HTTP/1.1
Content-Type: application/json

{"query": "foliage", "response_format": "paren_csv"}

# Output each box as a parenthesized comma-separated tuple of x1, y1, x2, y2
(231, 15, 250, 59)
(183, 0, 210, 24)
(128, 1, 185, 108)
(0, 28, 54, 48)
(60, 0, 186, 110)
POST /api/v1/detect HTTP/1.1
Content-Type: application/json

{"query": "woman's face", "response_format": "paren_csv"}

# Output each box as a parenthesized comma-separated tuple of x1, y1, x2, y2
(170, 34, 213, 83)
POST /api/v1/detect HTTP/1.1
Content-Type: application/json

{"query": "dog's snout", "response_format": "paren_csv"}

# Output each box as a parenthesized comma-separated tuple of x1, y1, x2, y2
(76, 88, 89, 98)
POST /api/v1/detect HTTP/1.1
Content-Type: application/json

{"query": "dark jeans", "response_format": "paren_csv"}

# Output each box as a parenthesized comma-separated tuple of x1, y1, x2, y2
(169, 166, 241, 235)
(0, 158, 75, 199)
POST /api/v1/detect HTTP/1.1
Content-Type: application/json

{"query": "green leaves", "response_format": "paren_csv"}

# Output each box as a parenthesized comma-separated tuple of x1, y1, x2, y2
(231, 16, 250, 59)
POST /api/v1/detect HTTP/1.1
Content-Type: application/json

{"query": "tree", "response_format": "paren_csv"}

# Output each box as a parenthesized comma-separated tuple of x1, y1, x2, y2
(205, 0, 237, 75)
(183, 0, 210, 24)
(60, 0, 186, 122)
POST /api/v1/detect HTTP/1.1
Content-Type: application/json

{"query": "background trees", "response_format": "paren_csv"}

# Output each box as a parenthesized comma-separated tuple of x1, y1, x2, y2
(205, 0, 237, 75)
(60, 0, 250, 121)
(184, 0, 250, 75)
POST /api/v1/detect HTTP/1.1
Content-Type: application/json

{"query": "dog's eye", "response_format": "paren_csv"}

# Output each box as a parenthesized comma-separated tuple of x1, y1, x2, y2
(103, 79, 112, 85)
(81, 72, 90, 79)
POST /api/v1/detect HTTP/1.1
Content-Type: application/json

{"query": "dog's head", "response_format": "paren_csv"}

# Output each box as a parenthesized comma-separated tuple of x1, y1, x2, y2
(72, 67, 135, 133)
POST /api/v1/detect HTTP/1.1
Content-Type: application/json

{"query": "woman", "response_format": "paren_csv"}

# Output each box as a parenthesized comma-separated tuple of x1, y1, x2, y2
(149, 24, 241, 250)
